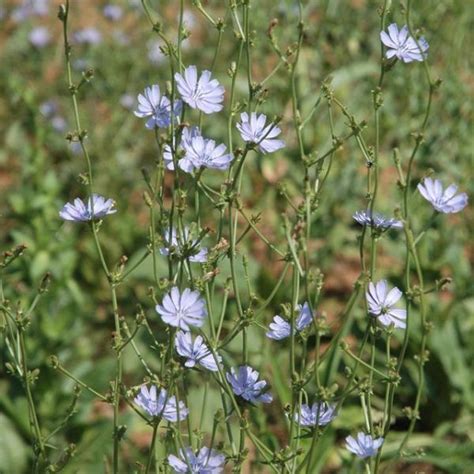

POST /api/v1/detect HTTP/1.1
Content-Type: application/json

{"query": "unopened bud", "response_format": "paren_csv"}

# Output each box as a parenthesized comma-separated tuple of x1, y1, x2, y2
(49, 355, 60, 369)
(57, 5, 67, 21)
(143, 191, 153, 207)
(39, 272, 52, 293)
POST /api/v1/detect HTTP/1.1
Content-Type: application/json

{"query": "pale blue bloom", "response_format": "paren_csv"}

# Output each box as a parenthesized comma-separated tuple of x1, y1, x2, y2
(180, 10, 198, 29)
(103, 4, 123, 21)
(163, 127, 201, 171)
(69, 141, 82, 155)
(156, 287, 207, 331)
(29, 26, 51, 48)
(168, 446, 225, 473)
(175, 66, 225, 114)
(12, 0, 49, 22)
(266, 302, 313, 340)
(147, 40, 166, 65)
(294, 402, 336, 427)
(134, 385, 188, 422)
(266, 316, 291, 340)
(160, 226, 208, 263)
(11, 7, 30, 22)
(39, 100, 58, 118)
(181, 135, 233, 173)
(33, 0, 50, 16)
(346, 432, 384, 459)
(366, 280, 406, 329)
(72, 58, 88, 71)
(59, 195, 116, 222)
(11, 6, 30, 23)
(73, 28, 102, 45)
(380, 24, 428, 63)
(236, 112, 285, 154)
(51, 116, 67, 132)
(418, 177, 468, 214)
(353, 210, 402, 230)
(120, 93, 135, 110)
(134, 85, 181, 129)
(226, 366, 272, 404)
(175, 331, 221, 372)
(40, 100, 63, 131)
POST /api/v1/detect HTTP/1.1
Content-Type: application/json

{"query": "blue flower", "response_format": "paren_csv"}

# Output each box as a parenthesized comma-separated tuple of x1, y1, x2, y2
(163, 127, 202, 171)
(147, 40, 166, 65)
(226, 366, 272, 404)
(59, 194, 116, 222)
(236, 113, 285, 154)
(366, 280, 406, 329)
(73, 28, 102, 45)
(180, 135, 233, 173)
(160, 226, 208, 263)
(72, 58, 88, 71)
(294, 402, 336, 427)
(69, 141, 82, 155)
(175, 331, 221, 372)
(175, 66, 225, 114)
(32, 0, 49, 16)
(418, 177, 468, 214)
(11, 6, 31, 23)
(39, 100, 58, 118)
(181, 10, 198, 29)
(380, 24, 428, 63)
(39, 100, 67, 132)
(12, 0, 49, 22)
(156, 287, 207, 331)
(103, 4, 123, 21)
(266, 302, 313, 340)
(168, 446, 225, 473)
(134, 85, 181, 129)
(353, 210, 402, 230)
(29, 27, 51, 48)
(134, 385, 188, 422)
(165, 126, 234, 174)
(120, 94, 135, 110)
(346, 432, 384, 459)
(51, 116, 67, 133)
(266, 316, 291, 340)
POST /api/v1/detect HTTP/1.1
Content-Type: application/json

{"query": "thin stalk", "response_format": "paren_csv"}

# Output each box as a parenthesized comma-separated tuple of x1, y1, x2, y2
(145, 422, 160, 474)
(60, 6, 123, 470)
(19, 328, 46, 462)
(395, 0, 435, 455)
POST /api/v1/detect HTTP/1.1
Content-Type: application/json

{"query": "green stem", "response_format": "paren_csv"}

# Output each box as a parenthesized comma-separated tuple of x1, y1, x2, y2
(396, 0, 434, 456)
(61, 6, 123, 470)
(111, 286, 123, 473)
(145, 422, 160, 474)
(54, 362, 107, 401)
(19, 328, 46, 462)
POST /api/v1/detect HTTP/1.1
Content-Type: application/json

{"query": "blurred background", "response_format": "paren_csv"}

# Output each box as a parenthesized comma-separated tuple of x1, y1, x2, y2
(0, 0, 472, 472)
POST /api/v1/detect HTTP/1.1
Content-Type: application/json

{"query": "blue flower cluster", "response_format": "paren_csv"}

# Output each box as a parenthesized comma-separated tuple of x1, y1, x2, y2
(133, 65, 285, 175)
(52, 19, 471, 470)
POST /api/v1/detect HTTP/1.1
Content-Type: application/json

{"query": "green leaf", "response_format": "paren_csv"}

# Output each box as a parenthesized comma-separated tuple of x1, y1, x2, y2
(0, 414, 29, 473)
